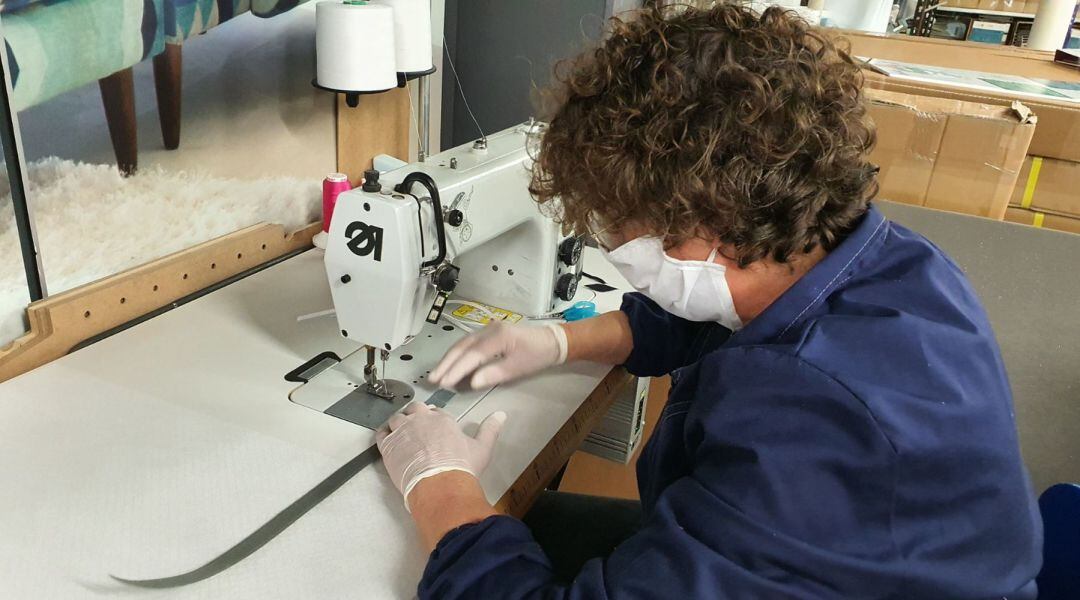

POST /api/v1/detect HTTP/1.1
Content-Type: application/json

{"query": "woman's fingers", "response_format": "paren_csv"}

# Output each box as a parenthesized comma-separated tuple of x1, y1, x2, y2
(382, 402, 426, 437)
(429, 332, 484, 384)
(473, 411, 507, 448)
(434, 347, 499, 389)
(467, 361, 514, 390)
(429, 323, 509, 385)
(432, 333, 509, 390)
(385, 412, 409, 432)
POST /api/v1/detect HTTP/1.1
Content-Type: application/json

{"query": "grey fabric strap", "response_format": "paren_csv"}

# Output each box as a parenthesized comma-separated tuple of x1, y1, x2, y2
(111, 444, 381, 589)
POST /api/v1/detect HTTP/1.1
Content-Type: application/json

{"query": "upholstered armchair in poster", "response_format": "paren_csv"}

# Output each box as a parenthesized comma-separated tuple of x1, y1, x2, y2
(2, 0, 164, 174)
(155, 0, 312, 150)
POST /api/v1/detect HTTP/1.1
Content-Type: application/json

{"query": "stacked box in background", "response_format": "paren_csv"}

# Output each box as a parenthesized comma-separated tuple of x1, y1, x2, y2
(1007, 156, 1080, 233)
(867, 88, 1036, 219)
(1005, 207, 1080, 231)
(839, 31, 1080, 234)
(860, 67, 1080, 163)
(580, 377, 649, 464)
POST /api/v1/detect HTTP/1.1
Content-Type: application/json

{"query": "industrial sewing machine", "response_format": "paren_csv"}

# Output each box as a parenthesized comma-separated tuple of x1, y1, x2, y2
(289, 122, 585, 429)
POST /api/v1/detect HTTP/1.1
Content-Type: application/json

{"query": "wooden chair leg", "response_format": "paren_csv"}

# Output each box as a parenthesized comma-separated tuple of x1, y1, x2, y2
(99, 68, 138, 176)
(153, 44, 182, 150)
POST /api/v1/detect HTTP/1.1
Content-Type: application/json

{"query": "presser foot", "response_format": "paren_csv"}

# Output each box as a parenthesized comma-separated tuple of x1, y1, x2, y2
(366, 379, 414, 402)
(288, 320, 493, 430)
(363, 378, 398, 400)
(325, 379, 416, 429)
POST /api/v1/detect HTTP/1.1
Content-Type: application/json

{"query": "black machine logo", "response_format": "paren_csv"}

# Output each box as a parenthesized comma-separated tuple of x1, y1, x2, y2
(345, 221, 384, 262)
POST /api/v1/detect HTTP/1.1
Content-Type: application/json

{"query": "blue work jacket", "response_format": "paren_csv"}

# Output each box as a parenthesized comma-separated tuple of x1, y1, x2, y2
(419, 206, 1042, 598)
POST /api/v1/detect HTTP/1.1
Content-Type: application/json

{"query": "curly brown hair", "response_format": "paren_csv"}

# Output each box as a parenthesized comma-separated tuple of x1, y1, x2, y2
(529, 3, 878, 266)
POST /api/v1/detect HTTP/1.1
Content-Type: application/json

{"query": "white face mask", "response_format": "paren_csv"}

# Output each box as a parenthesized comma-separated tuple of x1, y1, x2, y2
(603, 237, 743, 331)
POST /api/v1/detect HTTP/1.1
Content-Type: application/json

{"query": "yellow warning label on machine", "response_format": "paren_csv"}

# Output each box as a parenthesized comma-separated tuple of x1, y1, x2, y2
(451, 303, 523, 326)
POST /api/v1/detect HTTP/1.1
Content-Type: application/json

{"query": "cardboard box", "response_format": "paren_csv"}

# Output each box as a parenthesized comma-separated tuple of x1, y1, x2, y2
(867, 88, 1036, 219)
(1057, 48, 1080, 67)
(863, 71, 1080, 162)
(1010, 155, 1080, 217)
(837, 30, 1080, 161)
(970, 20, 1011, 44)
(1005, 206, 1080, 234)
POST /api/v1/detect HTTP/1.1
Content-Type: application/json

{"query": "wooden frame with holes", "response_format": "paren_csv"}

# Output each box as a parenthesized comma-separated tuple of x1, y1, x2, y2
(0, 222, 320, 383)
(0, 73, 414, 382)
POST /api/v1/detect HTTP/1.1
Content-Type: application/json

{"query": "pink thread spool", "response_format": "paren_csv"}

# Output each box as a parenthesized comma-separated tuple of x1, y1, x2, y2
(322, 173, 352, 232)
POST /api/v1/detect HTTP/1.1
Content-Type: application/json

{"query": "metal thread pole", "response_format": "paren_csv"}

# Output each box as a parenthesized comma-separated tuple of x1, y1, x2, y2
(418, 73, 431, 162)
(417, 0, 433, 162)
(0, 19, 45, 301)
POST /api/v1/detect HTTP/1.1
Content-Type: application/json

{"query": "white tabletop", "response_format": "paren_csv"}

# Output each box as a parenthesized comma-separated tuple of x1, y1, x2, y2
(0, 247, 626, 598)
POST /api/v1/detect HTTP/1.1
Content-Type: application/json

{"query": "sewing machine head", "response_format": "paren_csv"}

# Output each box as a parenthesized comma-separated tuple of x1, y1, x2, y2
(324, 123, 584, 354)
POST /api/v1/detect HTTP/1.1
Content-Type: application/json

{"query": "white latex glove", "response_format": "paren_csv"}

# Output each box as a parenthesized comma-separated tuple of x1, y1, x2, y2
(375, 402, 507, 509)
(428, 322, 569, 391)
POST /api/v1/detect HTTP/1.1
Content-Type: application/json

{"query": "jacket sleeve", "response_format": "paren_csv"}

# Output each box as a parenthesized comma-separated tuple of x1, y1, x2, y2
(619, 293, 720, 377)
(418, 348, 902, 600)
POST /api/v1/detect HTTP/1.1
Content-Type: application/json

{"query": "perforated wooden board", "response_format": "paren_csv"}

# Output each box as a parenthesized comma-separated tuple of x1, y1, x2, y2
(1, 80, 415, 384)
(0, 222, 320, 383)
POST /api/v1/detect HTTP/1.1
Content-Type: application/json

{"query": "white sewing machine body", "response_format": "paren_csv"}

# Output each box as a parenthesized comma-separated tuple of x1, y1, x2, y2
(298, 124, 585, 429)
(325, 123, 583, 352)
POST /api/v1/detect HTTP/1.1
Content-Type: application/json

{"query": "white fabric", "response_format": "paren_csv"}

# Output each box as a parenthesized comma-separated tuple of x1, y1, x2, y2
(376, 402, 507, 510)
(0, 157, 319, 349)
(428, 321, 565, 390)
(603, 236, 743, 331)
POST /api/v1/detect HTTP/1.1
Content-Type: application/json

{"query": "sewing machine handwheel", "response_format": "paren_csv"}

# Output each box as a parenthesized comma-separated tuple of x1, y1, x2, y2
(559, 237, 584, 266)
(555, 273, 578, 302)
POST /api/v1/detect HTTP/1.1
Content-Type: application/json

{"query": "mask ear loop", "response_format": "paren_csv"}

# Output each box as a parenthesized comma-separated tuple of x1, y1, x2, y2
(706, 247, 720, 264)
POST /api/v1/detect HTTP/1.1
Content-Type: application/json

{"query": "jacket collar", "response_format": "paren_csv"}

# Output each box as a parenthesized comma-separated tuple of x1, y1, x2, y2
(727, 205, 890, 347)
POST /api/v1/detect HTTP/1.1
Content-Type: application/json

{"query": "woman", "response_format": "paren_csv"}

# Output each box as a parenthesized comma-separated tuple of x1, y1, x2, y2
(376, 4, 1042, 598)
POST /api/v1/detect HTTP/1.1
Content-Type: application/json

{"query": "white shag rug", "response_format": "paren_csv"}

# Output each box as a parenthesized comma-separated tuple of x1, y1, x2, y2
(0, 158, 320, 348)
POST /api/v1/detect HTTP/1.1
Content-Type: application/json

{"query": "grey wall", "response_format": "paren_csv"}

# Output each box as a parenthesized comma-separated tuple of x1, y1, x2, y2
(442, 0, 638, 147)
(879, 201, 1080, 494)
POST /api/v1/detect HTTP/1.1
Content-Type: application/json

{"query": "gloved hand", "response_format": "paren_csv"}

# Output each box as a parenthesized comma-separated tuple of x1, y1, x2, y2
(428, 322, 568, 390)
(376, 402, 507, 509)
